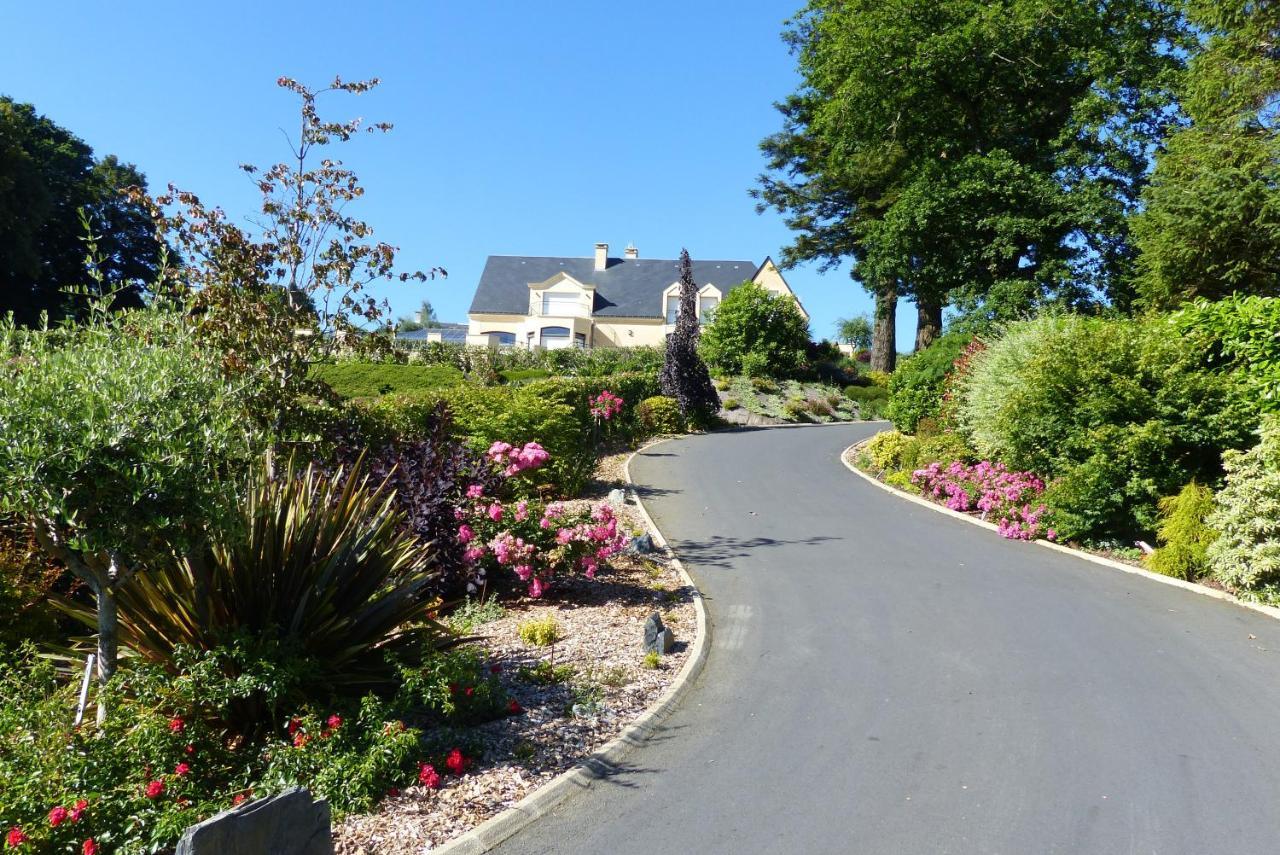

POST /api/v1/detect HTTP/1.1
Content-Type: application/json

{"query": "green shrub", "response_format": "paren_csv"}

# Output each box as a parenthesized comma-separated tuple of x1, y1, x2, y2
(723, 398, 741, 410)
(714, 377, 731, 391)
(698, 281, 810, 378)
(446, 596, 507, 634)
(636, 396, 684, 436)
(844, 384, 889, 403)
(864, 370, 891, 388)
(641, 651, 661, 669)
(751, 376, 780, 394)
(1148, 482, 1218, 581)
(884, 470, 921, 494)
(310, 362, 464, 399)
(959, 314, 1260, 542)
(886, 332, 973, 433)
(865, 431, 915, 472)
(1208, 420, 1280, 594)
(518, 614, 562, 647)
(858, 398, 888, 420)
(782, 397, 811, 421)
(1175, 296, 1280, 415)
(914, 433, 976, 468)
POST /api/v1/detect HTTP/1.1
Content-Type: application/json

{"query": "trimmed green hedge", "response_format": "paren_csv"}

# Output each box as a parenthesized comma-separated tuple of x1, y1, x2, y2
(311, 362, 464, 399)
(354, 372, 662, 496)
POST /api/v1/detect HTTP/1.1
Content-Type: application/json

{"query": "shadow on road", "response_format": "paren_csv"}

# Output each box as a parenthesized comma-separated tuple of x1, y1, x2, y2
(670, 535, 841, 569)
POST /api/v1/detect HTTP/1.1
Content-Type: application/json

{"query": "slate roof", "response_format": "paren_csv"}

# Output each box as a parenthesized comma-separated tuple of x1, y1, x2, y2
(468, 255, 761, 319)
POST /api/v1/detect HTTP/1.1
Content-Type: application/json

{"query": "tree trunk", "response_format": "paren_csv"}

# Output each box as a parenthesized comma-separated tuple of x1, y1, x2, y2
(914, 297, 944, 352)
(871, 281, 897, 373)
(94, 583, 118, 724)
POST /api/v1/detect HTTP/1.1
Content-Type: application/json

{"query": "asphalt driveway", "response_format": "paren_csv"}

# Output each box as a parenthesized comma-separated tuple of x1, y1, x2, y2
(491, 423, 1280, 855)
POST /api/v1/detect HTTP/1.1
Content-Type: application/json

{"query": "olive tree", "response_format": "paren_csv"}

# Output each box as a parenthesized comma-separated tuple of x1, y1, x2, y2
(0, 307, 262, 697)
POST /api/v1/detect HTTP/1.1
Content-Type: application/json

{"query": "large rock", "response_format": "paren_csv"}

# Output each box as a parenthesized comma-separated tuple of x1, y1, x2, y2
(643, 611, 676, 655)
(625, 533, 655, 555)
(176, 788, 332, 855)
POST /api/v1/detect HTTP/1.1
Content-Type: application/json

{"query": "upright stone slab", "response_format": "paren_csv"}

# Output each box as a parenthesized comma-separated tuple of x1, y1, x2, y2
(176, 788, 332, 855)
(607, 488, 627, 508)
(643, 611, 676, 655)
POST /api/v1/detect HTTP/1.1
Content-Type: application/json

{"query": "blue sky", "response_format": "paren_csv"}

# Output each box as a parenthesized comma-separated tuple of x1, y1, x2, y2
(2, 1, 918, 349)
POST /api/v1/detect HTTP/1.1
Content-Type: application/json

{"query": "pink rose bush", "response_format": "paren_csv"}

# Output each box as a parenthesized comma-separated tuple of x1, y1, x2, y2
(911, 460, 1052, 541)
(455, 442, 626, 597)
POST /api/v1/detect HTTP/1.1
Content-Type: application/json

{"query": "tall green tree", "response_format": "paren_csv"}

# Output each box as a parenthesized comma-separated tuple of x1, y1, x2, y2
(0, 98, 166, 323)
(757, 0, 1186, 351)
(1133, 0, 1280, 309)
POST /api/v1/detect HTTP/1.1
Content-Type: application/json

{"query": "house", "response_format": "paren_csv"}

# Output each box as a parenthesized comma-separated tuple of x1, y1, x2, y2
(465, 243, 808, 349)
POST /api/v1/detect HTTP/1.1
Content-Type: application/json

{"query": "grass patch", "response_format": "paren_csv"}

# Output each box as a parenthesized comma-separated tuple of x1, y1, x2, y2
(311, 362, 464, 399)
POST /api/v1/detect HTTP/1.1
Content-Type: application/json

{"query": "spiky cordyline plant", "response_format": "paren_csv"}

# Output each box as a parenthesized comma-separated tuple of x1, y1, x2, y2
(66, 453, 450, 726)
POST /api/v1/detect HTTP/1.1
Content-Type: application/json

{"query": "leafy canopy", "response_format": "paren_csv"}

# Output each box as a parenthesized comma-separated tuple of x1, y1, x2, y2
(756, 0, 1186, 341)
(0, 97, 167, 325)
(1133, 0, 1280, 308)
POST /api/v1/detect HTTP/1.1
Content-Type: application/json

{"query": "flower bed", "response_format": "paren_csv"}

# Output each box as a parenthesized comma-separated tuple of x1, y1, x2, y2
(334, 492, 696, 853)
(910, 459, 1053, 541)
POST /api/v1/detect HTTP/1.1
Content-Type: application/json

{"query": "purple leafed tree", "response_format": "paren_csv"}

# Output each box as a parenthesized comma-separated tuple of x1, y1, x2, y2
(659, 249, 719, 425)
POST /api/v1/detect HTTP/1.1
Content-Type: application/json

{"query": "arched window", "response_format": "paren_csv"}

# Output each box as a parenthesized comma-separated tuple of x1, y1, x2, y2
(539, 326, 571, 350)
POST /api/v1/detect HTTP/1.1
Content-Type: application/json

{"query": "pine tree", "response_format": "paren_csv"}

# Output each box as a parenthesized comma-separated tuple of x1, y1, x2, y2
(660, 249, 719, 425)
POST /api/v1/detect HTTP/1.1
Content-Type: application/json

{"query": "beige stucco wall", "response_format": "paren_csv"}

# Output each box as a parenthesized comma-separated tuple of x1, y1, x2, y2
(591, 319, 668, 348)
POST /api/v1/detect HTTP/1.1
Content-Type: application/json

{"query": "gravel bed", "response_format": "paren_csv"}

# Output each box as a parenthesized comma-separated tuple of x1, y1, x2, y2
(333, 490, 696, 854)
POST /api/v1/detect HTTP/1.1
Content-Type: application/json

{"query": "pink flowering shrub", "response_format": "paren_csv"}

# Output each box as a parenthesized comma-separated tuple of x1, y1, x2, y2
(451, 437, 627, 597)
(485, 441, 550, 478)
(456, 487, 627, 597)
(589, 391, 624, 422)
(911, 460, 1054, 541)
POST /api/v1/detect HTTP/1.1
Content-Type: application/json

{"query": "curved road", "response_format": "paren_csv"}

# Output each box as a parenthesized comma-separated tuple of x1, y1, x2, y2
(494, 424, 1280, 854)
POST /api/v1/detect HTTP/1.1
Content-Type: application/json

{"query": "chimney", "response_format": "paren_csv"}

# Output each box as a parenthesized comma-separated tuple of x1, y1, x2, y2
(594, 243, 608, 272)
(624, 243, 638, 260)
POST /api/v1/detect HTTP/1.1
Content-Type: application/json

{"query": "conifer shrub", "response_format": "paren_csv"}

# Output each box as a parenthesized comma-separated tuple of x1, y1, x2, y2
(659, 249, 720, 425)
(1148, 482, 1218, 581)
(1207, 420, 1280, 595)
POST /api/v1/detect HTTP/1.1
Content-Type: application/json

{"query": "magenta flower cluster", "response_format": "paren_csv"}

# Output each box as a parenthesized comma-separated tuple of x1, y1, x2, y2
(486, 441, 550, 477)
(456, 444, 626, 597)
(589, 391, 624, 421)
(911, 460, 1055, 542)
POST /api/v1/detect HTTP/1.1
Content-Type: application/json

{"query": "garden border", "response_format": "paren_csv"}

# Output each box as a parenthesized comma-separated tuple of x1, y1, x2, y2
(842, 438, 1280, 623)
(432, 436, 711, 855)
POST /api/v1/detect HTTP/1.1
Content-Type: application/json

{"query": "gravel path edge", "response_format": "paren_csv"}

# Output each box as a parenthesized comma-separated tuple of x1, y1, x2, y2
(431, 436, 711, 855)
(841, 436, 1280, 624)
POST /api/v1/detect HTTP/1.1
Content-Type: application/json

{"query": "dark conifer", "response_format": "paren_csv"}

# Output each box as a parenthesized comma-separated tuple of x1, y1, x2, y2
(659, 249, 719, 425)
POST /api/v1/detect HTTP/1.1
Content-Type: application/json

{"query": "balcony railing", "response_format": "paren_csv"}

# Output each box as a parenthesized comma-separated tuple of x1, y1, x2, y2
(529, 294, 593, 318)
